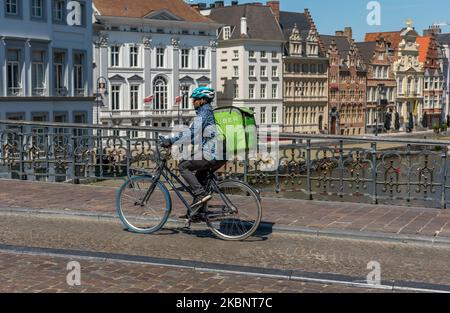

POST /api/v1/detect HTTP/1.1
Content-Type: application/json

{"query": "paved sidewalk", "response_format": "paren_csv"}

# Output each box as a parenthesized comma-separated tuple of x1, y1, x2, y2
(1, 179, 450, 243)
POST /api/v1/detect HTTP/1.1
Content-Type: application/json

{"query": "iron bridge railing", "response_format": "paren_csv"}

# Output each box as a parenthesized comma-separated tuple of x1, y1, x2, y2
(1, 119, 450, 209)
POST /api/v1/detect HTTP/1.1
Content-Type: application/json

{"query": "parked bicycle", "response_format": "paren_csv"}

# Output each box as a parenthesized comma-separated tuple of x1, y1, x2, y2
(116, 141, 262, 241)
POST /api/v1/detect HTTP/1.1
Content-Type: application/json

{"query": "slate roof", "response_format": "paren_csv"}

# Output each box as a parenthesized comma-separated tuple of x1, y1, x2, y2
(355, 41, 377, 65)
(208, 4, 284, 41)
(278, 11, 311, 40)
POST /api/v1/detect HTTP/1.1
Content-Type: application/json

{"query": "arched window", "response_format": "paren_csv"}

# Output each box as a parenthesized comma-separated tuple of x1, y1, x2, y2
(153, 76, 168, 110)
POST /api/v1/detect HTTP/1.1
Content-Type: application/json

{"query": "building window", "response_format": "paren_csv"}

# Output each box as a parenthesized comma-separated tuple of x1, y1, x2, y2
(249, 84, 255, 99)
(156, 48, 165, 68)
(32, 50, 45, 96)
(223, 26, 231, 40)
(31, 0, 43, 18)
(130, 85, 139, 110)
(260, 107, 266, 124)
(272, 51, 277, 59)
(6, 0, 18, 15)
(233, 50, 239, 58)
(111, 85, 121, 111)
(233, 66, 239, 77)
(74, 52, 84, 96)
(261, 51, 266, 59)
(272, 107, 277, 123)
(181, 49, 190, 68)
(234, 84, 239, 99)
(130, 46, 139, 67)
(272, 66, 278, 78)
(110, 46, 120, 67)
(181, 84, 190, 109)
(53, 0, 65, 22)
(153, 76, 168, 110)
(272, 84, 277, 99)
(249, 66, 255, 77)
(7, 49, 21, 96)
(249, 51, 255, 58)
(198, 48, 206, 69)
(260, 66, 267, 77)
(53, 51, 66, 95)
(261, 84, 266, 99)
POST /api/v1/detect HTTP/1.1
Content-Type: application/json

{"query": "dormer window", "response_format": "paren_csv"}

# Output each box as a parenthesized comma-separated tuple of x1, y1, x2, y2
(223, 27, 231, 40)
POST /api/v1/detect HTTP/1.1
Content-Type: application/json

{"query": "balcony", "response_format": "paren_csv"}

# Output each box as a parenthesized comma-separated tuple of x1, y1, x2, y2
(33, 87, 46, 96)
(7, 87, 22, 96)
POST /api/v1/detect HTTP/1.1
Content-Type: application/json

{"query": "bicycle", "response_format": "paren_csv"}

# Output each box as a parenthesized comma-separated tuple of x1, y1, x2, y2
(116, 141, 262, 241)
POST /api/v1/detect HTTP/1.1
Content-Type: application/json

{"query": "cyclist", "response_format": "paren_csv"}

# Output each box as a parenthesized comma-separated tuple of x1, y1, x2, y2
(160, 87, 226, 219)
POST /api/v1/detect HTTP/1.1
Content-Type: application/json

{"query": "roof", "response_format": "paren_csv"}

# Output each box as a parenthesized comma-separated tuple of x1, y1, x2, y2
(320, 35, 351, 56)
(356, 41, 377, 65)
(365, 31, 401, 51)
(208, 4, 284, 41)
(278, 11, 311, 40)
(437, 33, 450, 45)
(93, 0, 213, 23)
(416, 36, 431, 64)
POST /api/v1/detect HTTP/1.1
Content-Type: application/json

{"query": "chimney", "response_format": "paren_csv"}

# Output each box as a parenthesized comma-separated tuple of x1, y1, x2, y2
(344, 27, 353, 39)
(335, 30, 344, 37)
(267, 0, 280, 21)
(241, 17, 248, 36)
(214, 1, 224, 7)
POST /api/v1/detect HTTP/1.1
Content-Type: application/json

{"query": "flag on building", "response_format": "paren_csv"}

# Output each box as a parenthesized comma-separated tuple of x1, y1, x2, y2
(144, 95, 154, 103)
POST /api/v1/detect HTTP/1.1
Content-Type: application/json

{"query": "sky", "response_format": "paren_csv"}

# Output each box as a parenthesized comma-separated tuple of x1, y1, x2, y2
(196, 0, 450, 41)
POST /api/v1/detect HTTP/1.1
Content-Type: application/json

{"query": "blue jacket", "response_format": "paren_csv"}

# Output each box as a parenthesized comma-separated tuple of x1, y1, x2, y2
(170, 103, 218, 160)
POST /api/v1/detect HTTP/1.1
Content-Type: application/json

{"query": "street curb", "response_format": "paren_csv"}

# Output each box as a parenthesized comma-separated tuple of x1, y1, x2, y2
(0, 243, 449, 293)
(2, 207, 450, 247)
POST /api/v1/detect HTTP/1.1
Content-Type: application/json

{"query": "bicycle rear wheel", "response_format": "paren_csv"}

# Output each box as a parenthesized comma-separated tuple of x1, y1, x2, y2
(205, 180, 262, 241)
(116, 176, 172, 234)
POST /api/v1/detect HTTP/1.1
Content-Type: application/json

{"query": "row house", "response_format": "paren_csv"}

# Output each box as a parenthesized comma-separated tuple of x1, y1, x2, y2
(321, 28, 367, 135)
(437, 32, 450, 120)
(419, 30, 445, 127)
(356, 37, 397, 133)
(0, 0, 94, 124)
(365, 22, 445, 131)
(279, 8, 328, 134)
(204, 2, 285, 127)
(93, 0, 220, 135)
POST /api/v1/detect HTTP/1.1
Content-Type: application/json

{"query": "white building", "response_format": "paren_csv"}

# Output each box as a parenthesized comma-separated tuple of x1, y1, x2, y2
(92, 0, 220, 135)
(0, 0, 94, 124)
(204, 2, 285, 128)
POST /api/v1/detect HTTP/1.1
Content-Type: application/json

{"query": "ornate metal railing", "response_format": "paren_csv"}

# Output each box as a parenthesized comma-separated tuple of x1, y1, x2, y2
(1, 119, 450, 209)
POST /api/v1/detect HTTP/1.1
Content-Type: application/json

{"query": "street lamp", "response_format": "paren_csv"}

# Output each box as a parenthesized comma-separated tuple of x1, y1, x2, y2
(95, 76, 109, 126)
(375, 83, 386, 136)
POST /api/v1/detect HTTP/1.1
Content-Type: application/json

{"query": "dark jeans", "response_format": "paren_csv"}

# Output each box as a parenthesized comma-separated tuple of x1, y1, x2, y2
(179, 159, 226, 197)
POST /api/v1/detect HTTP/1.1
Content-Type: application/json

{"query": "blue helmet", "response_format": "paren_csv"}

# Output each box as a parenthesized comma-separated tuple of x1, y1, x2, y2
(190, 87, 215, 103)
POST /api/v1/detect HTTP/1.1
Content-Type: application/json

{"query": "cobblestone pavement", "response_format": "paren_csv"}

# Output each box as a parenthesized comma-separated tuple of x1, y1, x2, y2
(1, 179, 450, 240)
(0, 213, 449, 288)
(0, 252, 384, 293)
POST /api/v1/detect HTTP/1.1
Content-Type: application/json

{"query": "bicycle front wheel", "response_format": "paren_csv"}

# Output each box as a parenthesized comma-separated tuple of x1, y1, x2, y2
(206, 180, 262, 241)
(116, 176, 172, 234)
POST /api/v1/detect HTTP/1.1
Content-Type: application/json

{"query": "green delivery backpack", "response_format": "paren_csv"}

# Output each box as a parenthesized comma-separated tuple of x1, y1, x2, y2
(213, 106, 257, 156)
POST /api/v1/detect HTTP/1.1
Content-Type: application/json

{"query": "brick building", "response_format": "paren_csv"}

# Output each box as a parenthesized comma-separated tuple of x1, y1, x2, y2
(356, 37, 397, 133)
(417, 32, 444, 128)
(321, 28, 367, 135)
